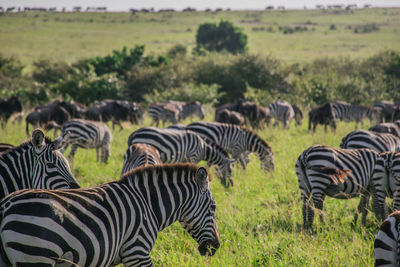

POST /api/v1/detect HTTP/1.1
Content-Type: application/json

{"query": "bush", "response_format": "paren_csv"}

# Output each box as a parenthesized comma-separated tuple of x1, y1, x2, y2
(143, 83, 223, 105)
(167, 44, 187, 58)
(0, 54, 26, 97)
(195, 20, 248, 54)
(32, 59, 71, 85)
(353, 23, 379, 33)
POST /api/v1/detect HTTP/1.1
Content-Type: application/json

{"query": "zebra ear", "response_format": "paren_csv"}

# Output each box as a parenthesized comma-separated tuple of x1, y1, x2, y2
(31, 128, 45, 150)
(196, 167, 209, 190)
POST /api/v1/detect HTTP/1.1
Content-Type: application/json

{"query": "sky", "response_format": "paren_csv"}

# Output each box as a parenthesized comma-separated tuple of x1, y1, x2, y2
(1, 0, 400, 11)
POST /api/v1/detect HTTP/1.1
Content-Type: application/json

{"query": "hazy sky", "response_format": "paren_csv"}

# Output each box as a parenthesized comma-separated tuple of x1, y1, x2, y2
(1, 0, 400, 11)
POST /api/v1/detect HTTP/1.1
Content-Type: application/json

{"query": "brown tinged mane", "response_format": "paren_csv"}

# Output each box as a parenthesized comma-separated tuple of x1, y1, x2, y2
(0, 135, 53, 159)
(119, 163, 211, 183)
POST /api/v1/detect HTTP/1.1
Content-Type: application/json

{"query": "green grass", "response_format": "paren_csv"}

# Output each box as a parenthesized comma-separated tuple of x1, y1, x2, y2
(0, 8, 399, 70)
(0, 114, 380, 266)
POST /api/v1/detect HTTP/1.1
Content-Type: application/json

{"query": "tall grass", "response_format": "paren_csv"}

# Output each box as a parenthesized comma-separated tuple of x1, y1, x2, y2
(0, 114, 379, 266)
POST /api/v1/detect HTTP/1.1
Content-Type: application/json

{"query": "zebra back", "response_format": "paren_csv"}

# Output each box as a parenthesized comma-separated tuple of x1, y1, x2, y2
(0, 129, 79, 200)
(374, 211, 400, 267)
(128, 127, 234, 186)
(186, 122, 274, 171)
(340, 129, 400, 153)
(268, 99, 295, 128)
(121, 143, 162, 175)
(0, 163, 220, 266)
(370, 122, 400, 138)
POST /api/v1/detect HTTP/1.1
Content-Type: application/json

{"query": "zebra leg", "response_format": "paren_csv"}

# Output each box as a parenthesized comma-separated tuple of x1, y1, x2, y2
(68, 145, 78, 163)
(353, 193, 369, 226)
(302, 197, 314, 230)
(102, 143, 111, 164)
(314, 195, 325, 223)
(96, 147, 100, 162)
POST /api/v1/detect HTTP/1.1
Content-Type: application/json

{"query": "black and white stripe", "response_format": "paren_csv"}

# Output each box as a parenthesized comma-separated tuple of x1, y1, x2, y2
(121, 143, 162, 175)
(0, 129, 79, 200)
(370, 121, 400, 138)
(370, 152, 400, 222)
(185, 122, 274, 171)
(148, 104, 179, 126)
(332, 101, 378, 128)
(167, 100, 205, 121)
(61, 119, 112, 163)
(268, 99, 295, 129)
(128, 127, 235, 186)
(295, 145, 380, 229)
(340, 129, 400, 153)
(374, 211, 400, 267)
(0, 164, 220, 266)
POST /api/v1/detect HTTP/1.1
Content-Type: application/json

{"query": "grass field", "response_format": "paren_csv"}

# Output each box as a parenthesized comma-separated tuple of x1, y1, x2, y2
(0, 8, 399, 69)
(0, 115, 380, 266)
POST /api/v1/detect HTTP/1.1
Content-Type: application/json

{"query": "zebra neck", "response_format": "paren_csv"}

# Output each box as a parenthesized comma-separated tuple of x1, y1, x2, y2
(124, 168, 196, 231)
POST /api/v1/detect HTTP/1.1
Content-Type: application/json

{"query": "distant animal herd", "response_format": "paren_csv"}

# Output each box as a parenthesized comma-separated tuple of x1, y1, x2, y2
(1, 95, 400, 266)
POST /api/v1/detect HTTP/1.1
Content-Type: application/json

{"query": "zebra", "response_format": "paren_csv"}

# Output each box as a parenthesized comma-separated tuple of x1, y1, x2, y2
(0, 143, 14, 155)
(268, 99, 295, 129)
(148, 103, 179, 127)
(61, 119, 112, 163)
(370, 122, 400, 138)
(127, 127, 235, 186)
(295, 145, 381, 229)
(374, 211, 400, 266)
(185, 121, 274, 171)
(0, 128, 79, 200)
(340, 130, 400, 153)
(121, 143, 162, 176)
(166, 100, 205, 121)
(370, 151, 400, 222)
(332, 101, 379, 128)
(0, 163, 220, 266)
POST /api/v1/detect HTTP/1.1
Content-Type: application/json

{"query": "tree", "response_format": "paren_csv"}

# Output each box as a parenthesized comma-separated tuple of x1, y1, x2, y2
(195, 20, 247, 54)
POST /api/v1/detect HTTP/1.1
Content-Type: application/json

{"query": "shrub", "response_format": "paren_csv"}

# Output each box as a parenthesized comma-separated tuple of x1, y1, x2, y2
(167, 44, 187, 58)
(143, 83, 223, 105)
(0, 54, 25, 97)
(32, 59, 71, 85)
(195, 20, 248, 54)
(353, 23, 379, 33)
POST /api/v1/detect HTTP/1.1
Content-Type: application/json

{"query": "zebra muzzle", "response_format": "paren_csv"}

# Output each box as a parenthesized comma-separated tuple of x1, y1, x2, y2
(198, 239, 220, 256)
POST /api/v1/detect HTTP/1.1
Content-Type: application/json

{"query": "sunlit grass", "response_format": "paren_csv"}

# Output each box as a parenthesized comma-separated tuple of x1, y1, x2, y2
(0, 114, 379, 266)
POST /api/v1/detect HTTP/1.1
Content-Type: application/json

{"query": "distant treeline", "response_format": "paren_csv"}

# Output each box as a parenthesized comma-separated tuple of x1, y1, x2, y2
(1, 45, 399, 108)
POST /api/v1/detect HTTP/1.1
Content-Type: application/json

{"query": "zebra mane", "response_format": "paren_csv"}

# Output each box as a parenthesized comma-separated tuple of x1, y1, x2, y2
(0, 136, 53, 158)
(120, 163, 208, 183)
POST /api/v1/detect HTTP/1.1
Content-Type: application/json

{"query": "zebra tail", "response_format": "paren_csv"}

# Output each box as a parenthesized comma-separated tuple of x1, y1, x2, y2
(0, 206, 12, 266)
(308, 166, 352, 185)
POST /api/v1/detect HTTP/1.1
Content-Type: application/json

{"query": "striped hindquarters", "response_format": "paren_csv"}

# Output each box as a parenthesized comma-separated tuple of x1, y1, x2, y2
(268, 100, 294, 128)
(121, 143, 162, 175)
(62, 119, 111, 149)
(375, 211, 400, 267)
(340, 130, 400, 153)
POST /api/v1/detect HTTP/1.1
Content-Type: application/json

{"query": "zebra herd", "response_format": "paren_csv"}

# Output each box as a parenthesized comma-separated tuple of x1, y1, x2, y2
(2, 97, 400, 265)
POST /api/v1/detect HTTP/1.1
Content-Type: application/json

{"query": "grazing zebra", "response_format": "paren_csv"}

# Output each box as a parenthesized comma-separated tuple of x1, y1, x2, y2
(185, 122, 274, 171)
(167, 100, 205, 121)
(370, 152, 400, 222)
(370, 122, 400, 138)
(0, 129, 79, 200)
(128, 127, 235, 186)
(374, 211, 400, 266)
(61, 119, 112, 163)
(340, 130, 400, 153)
(332, 101, 379, 128)
(0, 164, 220, 266)
(121, 143, 162, 176)
(148, 103, 179, 127)
(295, 145, 380, 229)
(268, 99, 295, 129)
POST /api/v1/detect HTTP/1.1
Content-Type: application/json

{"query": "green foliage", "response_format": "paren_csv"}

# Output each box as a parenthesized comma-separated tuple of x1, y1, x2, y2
(143, 83, 223, 105)
(32, 59, 71, 85)
(0, 54, 26, 97)
(195, 20, 248, 54)
(52, 67, 126, 105)
(81, 45, 146, 77)
(353, 23, 379, 34)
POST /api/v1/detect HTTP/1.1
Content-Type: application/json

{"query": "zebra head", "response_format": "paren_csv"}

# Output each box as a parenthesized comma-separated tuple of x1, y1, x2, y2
(31, 129, 80, 189)
(179, 167, 220, 256)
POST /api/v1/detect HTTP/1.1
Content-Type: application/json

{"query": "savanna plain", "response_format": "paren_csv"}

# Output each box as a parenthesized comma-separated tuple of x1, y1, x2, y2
(1, 7, 400, 266)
